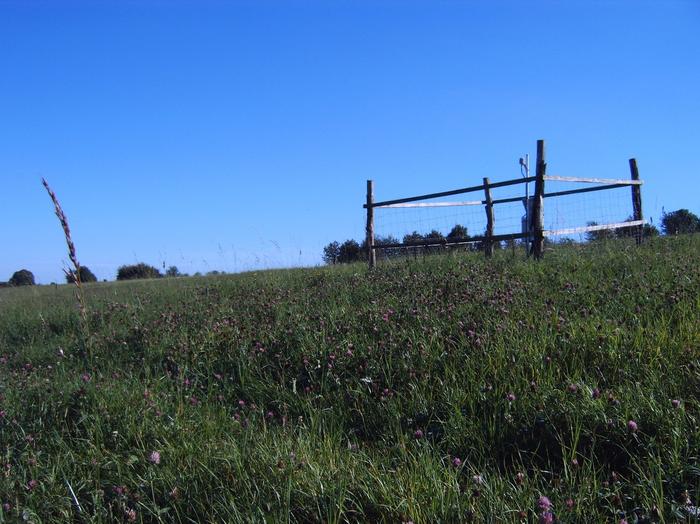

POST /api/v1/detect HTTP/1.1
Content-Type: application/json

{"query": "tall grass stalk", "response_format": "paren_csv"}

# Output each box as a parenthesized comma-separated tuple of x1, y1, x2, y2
(41, 178, 90, 349)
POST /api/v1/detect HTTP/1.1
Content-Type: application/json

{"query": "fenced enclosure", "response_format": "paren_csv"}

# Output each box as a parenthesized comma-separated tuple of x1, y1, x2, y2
(364, 140, 645, 267)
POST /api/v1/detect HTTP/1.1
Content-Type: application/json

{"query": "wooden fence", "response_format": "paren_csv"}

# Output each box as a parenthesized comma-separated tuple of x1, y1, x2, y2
(363, 139, 645, 267)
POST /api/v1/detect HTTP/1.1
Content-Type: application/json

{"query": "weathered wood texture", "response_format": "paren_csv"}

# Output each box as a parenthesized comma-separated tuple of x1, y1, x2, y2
(366, 180, 376, 268)
(483, 177, 494, 257)
(532, 140, 546, 259)
(629, 158, 643, 245)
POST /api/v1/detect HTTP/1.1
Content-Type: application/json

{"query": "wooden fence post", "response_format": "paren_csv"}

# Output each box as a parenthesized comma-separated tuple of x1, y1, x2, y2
(629, 158, 643, 245)
(366, 180, 376, 268)
(483, 177, 494, 257)
(532, 139, 546, 259)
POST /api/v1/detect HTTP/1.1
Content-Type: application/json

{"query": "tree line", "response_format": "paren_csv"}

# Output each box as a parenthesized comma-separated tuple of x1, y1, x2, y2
(0, 263, 225, 287)
(2, 209, 698, 286)
(323, 208, 700, 265)
(323, 224, 490, 264)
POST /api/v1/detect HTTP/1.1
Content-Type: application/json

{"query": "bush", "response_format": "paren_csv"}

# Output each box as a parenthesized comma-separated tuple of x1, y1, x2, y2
(322, 241, 341, 265)
(338, 239, 362, 263)
(65, 266, 97, 284)
(661, 209, 700, 235)
(116, 263, 162, 281)
(9, 269, 35, 286)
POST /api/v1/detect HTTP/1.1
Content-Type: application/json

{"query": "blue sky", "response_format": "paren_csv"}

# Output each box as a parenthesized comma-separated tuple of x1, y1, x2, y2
(1, 0, 698, 283)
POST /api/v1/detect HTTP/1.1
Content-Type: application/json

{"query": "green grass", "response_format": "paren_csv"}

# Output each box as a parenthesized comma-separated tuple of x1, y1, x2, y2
(1, 236, 699, 522)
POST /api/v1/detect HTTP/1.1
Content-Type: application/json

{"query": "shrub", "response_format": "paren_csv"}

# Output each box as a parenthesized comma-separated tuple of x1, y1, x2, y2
(65, 266, 97, 284)
(661, 208, 700, 235)
(323, 241, 341, 265)
(338, 239, 362, 263)
(116, 263, 162, 281)
(9, 269, 35, 286)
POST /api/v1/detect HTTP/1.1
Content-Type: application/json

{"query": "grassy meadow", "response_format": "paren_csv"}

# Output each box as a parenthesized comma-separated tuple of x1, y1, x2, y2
(1, 236, 699, 523)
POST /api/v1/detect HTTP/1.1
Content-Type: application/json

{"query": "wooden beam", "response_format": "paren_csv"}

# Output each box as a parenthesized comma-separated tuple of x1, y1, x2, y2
(483, 177, 494, 257)
(365, 175, 537, 208)
(377, 200, 483, 209)
(629, 158, 643, 245)
(366, 180, 376, 268)
(532, 140, 546, 259)
(372, 232, 529, 250)
(544, 183, 631, 199)
(543, 220, 646, 237)
(544, 175, 643, 185)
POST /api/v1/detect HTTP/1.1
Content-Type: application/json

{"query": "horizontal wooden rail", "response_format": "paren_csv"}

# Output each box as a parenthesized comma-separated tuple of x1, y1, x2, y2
(543, 219, 646, 237)
(365, 175, 537, 208)
(377, 200, 483, 209)
(544, 183, 632, 199)
(544, 175, 643, 185)
(372, 232, 529, 249)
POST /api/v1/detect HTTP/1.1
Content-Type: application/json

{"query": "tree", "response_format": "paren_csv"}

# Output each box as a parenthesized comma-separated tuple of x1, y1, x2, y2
(9, 269, 35, 286)
(616, 216, 659, 240)
(642, 223, 660, 238)
(425, 230, 445, 243)
(338, 239, 361, 263)
(585, 222, 615, 242)
(166, 266, 181, 277)
(322, 241, 340, 265)
(65, 266, 97, 284)
(402, 231, 424, 244)
(116, 263, 162, 281)
(661, 209, 700, 235)
(374, 235, 401, 260)
(447, 224, 469, 242)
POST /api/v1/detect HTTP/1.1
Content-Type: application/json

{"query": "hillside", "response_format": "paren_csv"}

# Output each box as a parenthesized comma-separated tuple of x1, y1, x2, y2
(1, 236, 699, 522)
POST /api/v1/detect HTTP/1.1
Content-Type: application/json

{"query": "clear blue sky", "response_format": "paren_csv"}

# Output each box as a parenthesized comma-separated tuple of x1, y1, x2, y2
(1, 0, 698, 283)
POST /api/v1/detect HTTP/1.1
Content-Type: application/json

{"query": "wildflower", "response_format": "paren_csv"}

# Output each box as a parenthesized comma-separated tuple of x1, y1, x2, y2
(472, 474, 484, 485)
(567, 383, 578, 393)
(125, 508, 137, 522)
(27, 479, 38, 490)
(565, 498, 575, 510)
(537, 496, 552, 511)
(592, 388, 601, 399)
(414, 429, 424, 439)
(672, 399, 681, 408)
(148, 451, 161, 465)
(452, 457, 462, 468)
(627, 420, 638, 433)
(515, 471, 525, 485)
(539, 512, 554, 524)
(506, 392, 516, 402)
(81, 373, 91, 382)
(3, 503, 11, 512)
